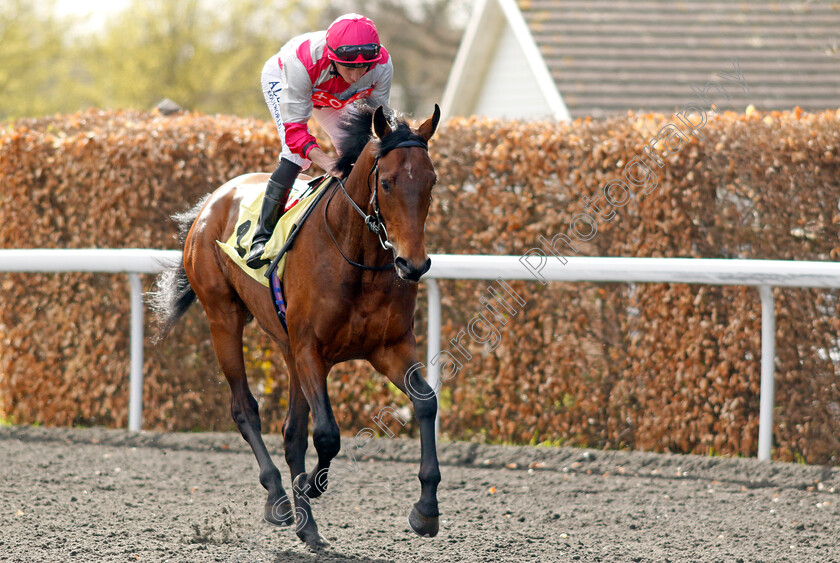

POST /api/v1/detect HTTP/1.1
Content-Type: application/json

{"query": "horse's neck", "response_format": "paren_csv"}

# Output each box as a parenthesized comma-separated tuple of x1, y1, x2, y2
(326, 159, 390, 269)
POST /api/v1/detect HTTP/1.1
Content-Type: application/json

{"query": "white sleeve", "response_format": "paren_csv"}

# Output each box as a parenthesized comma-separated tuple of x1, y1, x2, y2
(277, 55, 315, 125)
(368, 58, 393, 112)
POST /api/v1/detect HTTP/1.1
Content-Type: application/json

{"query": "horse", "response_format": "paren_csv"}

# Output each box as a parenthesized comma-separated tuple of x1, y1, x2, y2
(151, 104, 442, 549)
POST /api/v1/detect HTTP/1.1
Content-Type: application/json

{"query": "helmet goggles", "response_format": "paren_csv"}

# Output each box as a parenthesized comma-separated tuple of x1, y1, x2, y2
(328, 43, 381, 64)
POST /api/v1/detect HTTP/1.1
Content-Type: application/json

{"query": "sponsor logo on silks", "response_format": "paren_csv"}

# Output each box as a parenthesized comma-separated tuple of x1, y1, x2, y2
(269, 81, 282, 96)
(312, 87, 374, 109)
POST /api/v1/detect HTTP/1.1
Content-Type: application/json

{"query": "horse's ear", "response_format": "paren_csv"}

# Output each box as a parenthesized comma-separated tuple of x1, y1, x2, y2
(417, 104, 441, 142)
(373, 106, 392, 139)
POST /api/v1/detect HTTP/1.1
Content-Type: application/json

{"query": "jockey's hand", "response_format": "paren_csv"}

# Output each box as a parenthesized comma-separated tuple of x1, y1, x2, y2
(308, 147, 343, 179)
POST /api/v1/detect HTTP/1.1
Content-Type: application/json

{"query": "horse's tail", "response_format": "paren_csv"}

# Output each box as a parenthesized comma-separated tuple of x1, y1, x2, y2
(148, 195, 209, 343)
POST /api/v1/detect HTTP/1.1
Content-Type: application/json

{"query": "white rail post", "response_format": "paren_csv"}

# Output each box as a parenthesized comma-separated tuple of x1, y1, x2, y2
(128, 273, 144, 432)
(757, 285, 776, 461)
(425, 278, 442, 441)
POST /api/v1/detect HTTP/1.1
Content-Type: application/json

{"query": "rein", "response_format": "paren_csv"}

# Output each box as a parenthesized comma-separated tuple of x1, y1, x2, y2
(324, 138, 429, 271)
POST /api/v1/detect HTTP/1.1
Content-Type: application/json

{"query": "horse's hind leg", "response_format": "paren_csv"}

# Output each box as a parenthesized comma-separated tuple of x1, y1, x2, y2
(282, 360, 310, 480)
(205, 304, 294, 526)
(287, 347, 338, 549)
(281, 360, 331, 548)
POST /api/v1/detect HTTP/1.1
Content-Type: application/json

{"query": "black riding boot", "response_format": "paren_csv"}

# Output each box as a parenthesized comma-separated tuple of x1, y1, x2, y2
(245, 160, 300, 268)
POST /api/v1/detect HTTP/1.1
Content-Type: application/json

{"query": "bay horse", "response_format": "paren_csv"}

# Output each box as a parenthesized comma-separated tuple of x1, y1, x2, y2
(151, 105, 441, 548)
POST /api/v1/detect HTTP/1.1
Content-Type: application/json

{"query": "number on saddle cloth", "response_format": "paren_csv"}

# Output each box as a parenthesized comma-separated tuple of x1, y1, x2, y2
(234, 221, 253, 258)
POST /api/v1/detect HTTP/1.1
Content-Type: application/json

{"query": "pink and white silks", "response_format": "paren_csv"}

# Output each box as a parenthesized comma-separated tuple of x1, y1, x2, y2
(261, 29, 392, 169)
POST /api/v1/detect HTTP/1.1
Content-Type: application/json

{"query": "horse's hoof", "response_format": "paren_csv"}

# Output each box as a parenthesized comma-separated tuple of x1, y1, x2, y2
(299, 530, 330, 550)
(264, 496, 294, 526)
(293, 472, 311, 497)
(293, 471, 325, 499)
(408, 503, 439, 537)
(302, 473, 326, 499)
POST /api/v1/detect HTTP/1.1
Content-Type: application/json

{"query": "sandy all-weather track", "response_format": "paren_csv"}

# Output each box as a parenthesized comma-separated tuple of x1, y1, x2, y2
(1, 426, 838, 562)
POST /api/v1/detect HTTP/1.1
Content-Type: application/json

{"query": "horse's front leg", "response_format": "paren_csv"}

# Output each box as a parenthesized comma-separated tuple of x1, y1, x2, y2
(370, 340, 441, 537)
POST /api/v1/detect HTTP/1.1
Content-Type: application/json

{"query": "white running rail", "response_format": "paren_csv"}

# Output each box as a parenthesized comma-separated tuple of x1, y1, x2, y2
(424, 256, 840, 461)
(0, 249, 181, 432)
(2, 250, 839, 461)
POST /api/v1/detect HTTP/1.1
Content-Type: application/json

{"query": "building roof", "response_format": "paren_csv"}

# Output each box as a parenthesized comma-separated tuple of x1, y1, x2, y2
(444, 0, 840, 120)
(519, 0, 840, 118)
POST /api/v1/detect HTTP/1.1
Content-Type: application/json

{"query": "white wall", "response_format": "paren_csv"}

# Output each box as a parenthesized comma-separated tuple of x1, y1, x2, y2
(471, 22, 553, 119)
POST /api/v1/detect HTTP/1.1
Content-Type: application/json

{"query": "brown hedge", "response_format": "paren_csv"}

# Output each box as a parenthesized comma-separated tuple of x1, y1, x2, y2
(1, 107, 838, 464)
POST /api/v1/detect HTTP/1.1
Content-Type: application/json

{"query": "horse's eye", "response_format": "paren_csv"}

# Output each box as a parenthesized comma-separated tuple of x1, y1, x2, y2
(381, 179, 391, 193)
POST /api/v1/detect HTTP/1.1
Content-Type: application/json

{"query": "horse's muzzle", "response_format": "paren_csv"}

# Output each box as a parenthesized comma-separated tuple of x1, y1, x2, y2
(395, 256, 432, 282)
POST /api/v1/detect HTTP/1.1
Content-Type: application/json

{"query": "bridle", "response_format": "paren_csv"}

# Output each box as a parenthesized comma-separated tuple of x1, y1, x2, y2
(324, 138, 429, 271)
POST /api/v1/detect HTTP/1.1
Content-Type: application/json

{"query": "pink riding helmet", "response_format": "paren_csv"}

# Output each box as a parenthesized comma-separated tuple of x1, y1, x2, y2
(325, 14, 386, 65)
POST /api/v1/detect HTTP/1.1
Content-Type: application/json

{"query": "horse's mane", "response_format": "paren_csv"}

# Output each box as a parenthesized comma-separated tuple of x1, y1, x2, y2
(334, 104, 427, 177)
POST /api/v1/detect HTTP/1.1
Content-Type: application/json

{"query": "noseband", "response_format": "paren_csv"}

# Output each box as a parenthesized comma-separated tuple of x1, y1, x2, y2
(325, 138, 429, 271)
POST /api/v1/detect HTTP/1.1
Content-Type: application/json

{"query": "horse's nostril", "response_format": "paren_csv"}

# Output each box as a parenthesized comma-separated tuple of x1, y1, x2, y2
(395, 257, 411, 275)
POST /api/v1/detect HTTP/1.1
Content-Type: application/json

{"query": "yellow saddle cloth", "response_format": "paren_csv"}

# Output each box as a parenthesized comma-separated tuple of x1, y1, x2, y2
(216, 176, 330, 287)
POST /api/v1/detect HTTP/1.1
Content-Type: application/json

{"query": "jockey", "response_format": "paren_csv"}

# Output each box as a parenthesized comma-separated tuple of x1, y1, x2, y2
(246, 13, 393, 269)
